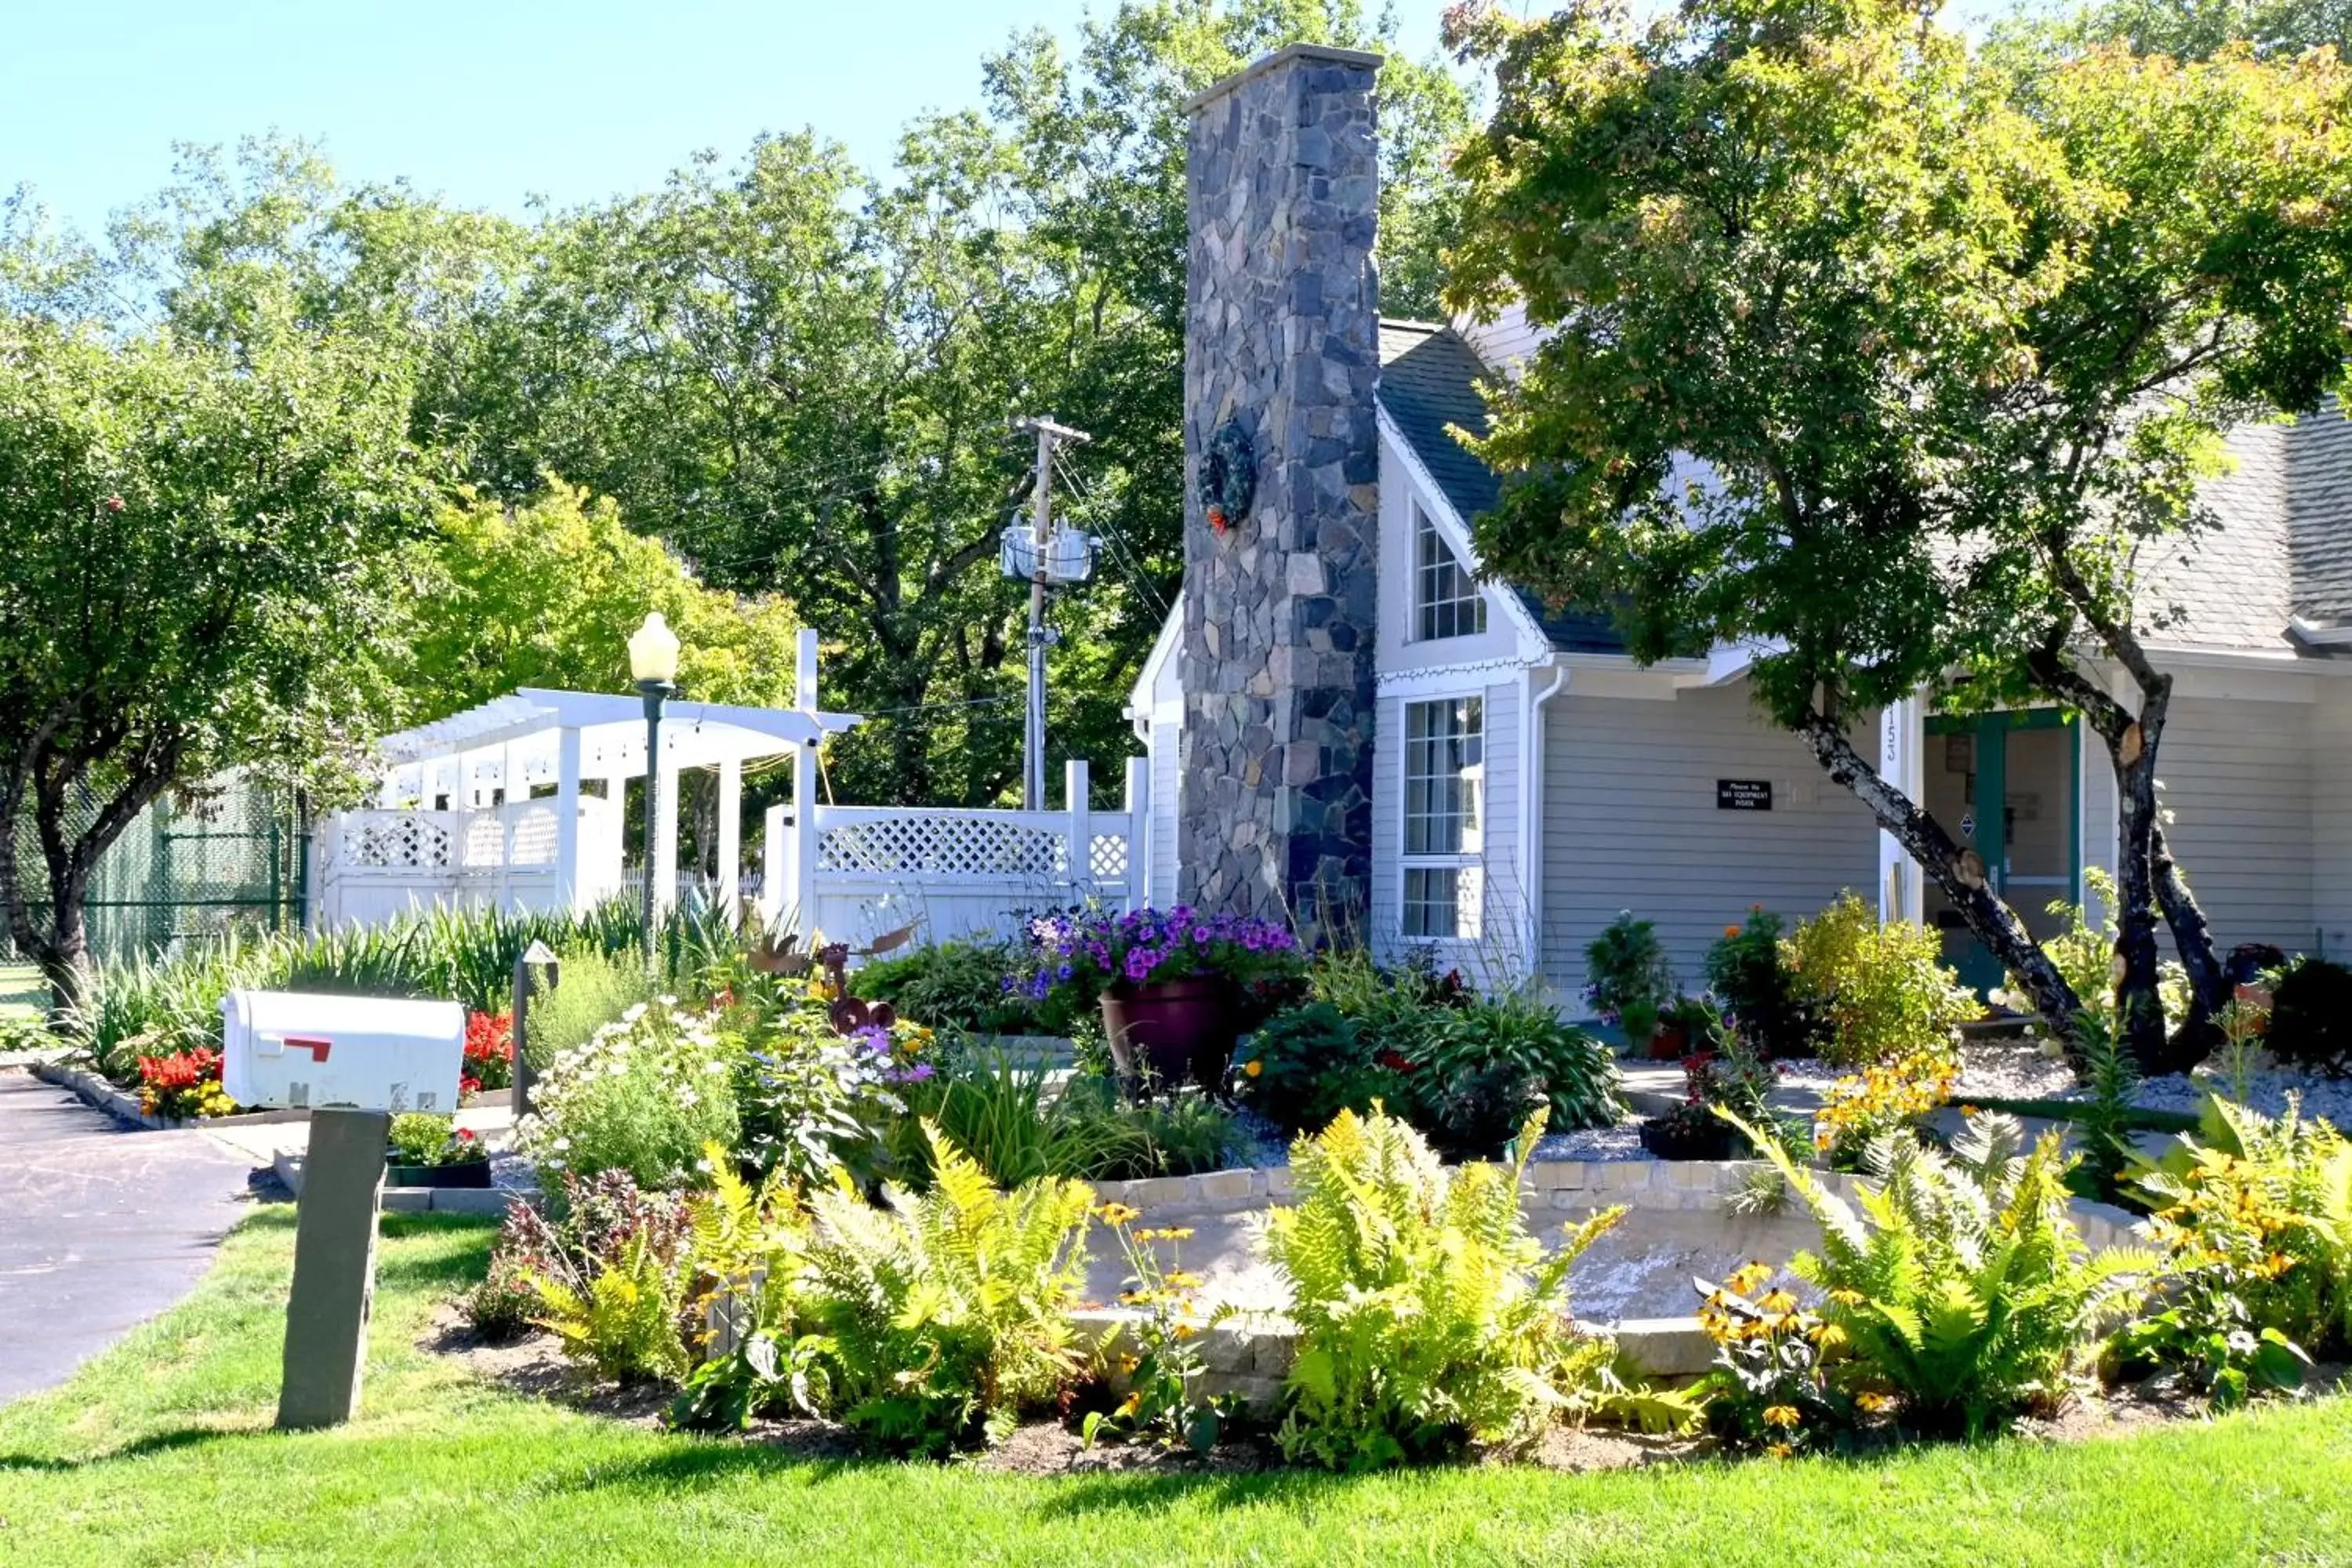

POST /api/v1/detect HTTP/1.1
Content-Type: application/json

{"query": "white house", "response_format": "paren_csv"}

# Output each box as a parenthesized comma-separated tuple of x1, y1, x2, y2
(1131, 44, 2352, 1000)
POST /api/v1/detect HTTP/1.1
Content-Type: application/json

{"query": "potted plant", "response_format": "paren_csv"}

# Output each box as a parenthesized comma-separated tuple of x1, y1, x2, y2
(1637, 1051, 1740, 1160)
(1011, 906, 1304, 1091)
(386, 1112, 494, 1189)
(1584, 912, 1678, 1056)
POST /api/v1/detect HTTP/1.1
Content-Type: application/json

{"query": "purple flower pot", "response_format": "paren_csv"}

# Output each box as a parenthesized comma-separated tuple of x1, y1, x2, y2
(1100, 976, 1237, 1093)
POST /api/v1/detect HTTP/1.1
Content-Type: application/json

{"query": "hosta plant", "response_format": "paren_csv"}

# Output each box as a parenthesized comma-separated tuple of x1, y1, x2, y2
(1731, 1110, 2154, 1436)
(793, 1123, 1093, 1454)
(1251, 1106, 1640, 1471)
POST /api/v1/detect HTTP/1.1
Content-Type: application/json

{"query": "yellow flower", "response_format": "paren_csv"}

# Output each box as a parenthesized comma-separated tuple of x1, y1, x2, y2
(1762, 1405, 1800, 1429)
(1243, 1059, 1265, 1077)
(1098, 1203, 1142, 1226)
(1117, 1392, 1143, 1418)
(1162, 1226, 1194, 1240)
(1766, 1443, 1794, 1459)
(1165, 1270, 1203, 1290)
(1726, 1261, 1773, 1296)
(1759, 1289, 1798, 1315)
(1856, 1392, 1894, 1414)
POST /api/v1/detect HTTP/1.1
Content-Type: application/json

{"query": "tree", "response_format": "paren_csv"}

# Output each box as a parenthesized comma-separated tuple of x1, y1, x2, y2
(0, 310, 429, 1008)
(405, 481, 802, 713)
(2025, 0, 2351, 59)
(1445, 0, 2352, 1069)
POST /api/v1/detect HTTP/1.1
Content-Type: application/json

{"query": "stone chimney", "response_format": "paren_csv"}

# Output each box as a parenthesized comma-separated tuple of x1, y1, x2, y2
(1176, 45, 1381, 942)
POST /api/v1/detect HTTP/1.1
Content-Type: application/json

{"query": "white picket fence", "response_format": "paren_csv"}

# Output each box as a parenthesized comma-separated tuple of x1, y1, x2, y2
(309, 796, 623, 928)
(765, 757, 1150, 947)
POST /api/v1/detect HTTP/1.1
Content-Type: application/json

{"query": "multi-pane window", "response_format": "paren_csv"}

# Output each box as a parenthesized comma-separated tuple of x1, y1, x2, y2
(1401, 696, 1483, 939)
(1414, 503, 1487, 641)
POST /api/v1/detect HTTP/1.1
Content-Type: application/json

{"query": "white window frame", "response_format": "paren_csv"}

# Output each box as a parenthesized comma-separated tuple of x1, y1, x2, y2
(1411, 501, 1487, 643)
(1399, 693, 1484, 940)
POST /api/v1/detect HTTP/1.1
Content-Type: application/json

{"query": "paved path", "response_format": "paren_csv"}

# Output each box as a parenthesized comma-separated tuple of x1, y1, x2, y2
(0, 1071, 260, 1406)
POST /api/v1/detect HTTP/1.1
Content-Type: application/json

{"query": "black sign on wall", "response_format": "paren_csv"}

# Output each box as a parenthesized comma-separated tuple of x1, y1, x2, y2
(1717, 779, 1773, 811)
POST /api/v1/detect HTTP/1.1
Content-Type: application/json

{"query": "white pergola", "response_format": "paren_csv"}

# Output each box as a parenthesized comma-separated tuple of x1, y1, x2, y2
(368, 630, 861, 916)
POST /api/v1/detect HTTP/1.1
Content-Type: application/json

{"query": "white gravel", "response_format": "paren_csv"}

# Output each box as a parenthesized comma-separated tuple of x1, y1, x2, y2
(1953, 1042, 2352, 1126)
(1532, 1119, 1650, 1163)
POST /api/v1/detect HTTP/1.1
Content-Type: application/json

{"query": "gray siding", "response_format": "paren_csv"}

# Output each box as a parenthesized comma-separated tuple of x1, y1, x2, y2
(2157, 695, 2315, 953)
(1541, 684, 1882, 993)
(2314, 684, 2352, 958)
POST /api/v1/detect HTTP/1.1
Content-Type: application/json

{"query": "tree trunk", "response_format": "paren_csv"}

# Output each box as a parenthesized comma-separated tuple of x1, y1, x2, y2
(2150, 818, 2229, 1069)
(1795, 707, 2085, 1050)
(35, 891, 92, 1017)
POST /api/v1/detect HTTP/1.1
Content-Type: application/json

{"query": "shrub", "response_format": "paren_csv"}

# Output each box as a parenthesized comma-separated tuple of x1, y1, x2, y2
(1812, 1049, 1957, 1171)
(1734, 1111, 2154, 1436)
(508, 1170, 697, 1384)
(1705, 908, 1815, 1058)
(462, 1251, 543, 1343)
(2124, 1094, 2352, 1402)
(1785, 893, 1973, 1067)
(1256, 1106, 1626, 1470)
(1583, 911, 1676, 1044)
(2266, 957, 2352, 1077)
(387, 1112, 485, 1168)
(734, 994, 935, 1189)
(518, 944, 656, 1073)
(1405, 992, 1621, 1136)
(796, 1124, 1093, 1454)
(516, 997, 742, 1189)
(1232, 1002, 1400, 1134)
(890, 1053, 1234, 1189)
(851, 937, 1080, 1036)
(670, 1157, 810, 1430)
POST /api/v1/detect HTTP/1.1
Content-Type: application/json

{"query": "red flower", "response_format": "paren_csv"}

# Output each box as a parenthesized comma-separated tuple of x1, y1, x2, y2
(1376, 1049, 1416, 1073)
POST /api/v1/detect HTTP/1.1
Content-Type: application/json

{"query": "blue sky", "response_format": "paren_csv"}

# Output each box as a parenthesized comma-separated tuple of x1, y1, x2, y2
(2, 2, 1450, 235)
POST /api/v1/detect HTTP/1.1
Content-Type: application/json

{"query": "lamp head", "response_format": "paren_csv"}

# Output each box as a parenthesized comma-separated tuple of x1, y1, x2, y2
(628, 612, 681, 685)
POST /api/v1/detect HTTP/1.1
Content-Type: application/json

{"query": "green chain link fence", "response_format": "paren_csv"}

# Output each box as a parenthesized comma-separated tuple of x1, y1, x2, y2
(5, 772, 305, 966)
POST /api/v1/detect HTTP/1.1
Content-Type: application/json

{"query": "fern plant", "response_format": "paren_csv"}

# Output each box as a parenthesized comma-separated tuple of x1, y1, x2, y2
(1254, 1105, 1639, 1471)
(528, 1229, 692, 1385)
(1730, 1110, 2154, 1436)
(672, 1150, 810, 1429)
(793, 1123, 1093, 1454)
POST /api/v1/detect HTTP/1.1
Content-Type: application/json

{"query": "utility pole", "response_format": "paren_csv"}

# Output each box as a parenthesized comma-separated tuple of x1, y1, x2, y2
(1012, 415, 1090, 811)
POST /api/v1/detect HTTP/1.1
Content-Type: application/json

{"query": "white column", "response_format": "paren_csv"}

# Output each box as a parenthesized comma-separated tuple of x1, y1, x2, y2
(1877, 696, 1927, 925)
(554, 725, 583, 913)
(762, 801, 789, 927)
(499, 738, 522, 910)
(716, 755, 742, 920)
(1065, 759, 1092, 891)
(1123, 755, 1150, 912)
(652, 756, 681, 918)
(792, 629, 821, 938)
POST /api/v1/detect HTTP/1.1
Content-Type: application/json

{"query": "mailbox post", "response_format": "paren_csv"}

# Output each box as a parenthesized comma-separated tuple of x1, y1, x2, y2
(223, 990, 464, 1429)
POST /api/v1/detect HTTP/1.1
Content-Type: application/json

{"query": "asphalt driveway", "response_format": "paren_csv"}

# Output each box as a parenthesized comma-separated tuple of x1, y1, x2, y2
(0, 1071, 260, 1406)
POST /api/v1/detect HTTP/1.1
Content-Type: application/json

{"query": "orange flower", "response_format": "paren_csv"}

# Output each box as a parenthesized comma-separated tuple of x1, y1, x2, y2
(1243, 1059, 1265, 1078)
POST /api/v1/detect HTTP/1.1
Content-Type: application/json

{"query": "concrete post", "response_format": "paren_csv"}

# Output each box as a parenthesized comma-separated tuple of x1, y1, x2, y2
(276, 1107, 390, 1430)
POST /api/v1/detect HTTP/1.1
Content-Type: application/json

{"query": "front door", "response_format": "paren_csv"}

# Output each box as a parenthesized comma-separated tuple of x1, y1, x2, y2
(1922, 710, 2080, 995)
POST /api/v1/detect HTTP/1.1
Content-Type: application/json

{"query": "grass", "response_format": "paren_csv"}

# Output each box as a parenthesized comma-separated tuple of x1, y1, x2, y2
(0, 961, 42, 1022)
(3, 1211, 2349, 1566)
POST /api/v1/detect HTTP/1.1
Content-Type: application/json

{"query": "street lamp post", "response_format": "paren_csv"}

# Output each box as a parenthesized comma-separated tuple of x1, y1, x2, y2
(627, 612, 681, 967)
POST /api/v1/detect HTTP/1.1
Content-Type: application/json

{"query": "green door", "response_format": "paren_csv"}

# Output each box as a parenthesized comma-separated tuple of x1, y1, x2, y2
(1922, 710, 2082, 996)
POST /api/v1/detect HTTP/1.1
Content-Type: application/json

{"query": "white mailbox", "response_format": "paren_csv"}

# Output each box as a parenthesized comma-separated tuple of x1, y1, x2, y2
(222, 991, 465, 1113)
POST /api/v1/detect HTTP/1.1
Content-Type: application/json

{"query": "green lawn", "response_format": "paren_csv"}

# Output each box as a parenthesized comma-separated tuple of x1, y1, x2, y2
(0, 961, 43, 1022)
(3, 1211, 2347, 1566)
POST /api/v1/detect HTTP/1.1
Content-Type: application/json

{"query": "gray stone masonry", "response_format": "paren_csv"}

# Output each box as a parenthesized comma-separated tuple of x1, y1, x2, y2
(1177, 44, 1382, 942)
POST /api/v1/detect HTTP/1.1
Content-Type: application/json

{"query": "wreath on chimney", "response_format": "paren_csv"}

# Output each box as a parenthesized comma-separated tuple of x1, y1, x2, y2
(1201, 419, 1256, 538)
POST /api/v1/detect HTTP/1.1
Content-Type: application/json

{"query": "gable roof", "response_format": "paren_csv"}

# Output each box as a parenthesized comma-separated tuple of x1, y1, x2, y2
(1376, 321, 1623, 654)
(1378, 319, 2352, 659)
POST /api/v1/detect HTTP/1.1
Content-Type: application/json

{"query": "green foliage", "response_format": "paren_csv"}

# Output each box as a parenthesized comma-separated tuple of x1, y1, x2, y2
(2073, 1014, 2143, 1202)
(795, 1124, 1093, 1454)
(1705, 909, 1817, 1058)
(505, 1169, 696, 1384)
(891, 1049, 1232, 1189)
(849, 937, 1078, 1035)
(2022, 0, 2350, 61)
(670, 1154, 810, 1431)
(1232, 1001, 1399, 1135)
(1583, 912, 1677, 1044)
(1695, 1262, 1857, 1454)
(731, 993, 934, 1189)
(519, 942, 657, 1072)
(1444, 0, 2352, 1047)
(1734, 1112, 2156, 1436)
(1083, 1209, 1229, 1455)
(1786, 894, 1974, 1069)
(1255, 1106, 1627, 1470)
(387, 1113, 481, 1169)
(1405, 992, 1622, 1140)
(516, 997, 742, 1189)
(2266, 957, 2352, 1077)
(2124, 1094, 2352, 1399)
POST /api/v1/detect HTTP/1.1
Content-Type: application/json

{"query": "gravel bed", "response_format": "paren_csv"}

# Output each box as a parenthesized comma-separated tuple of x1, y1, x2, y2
(1531, 1117, 1650, 1163)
